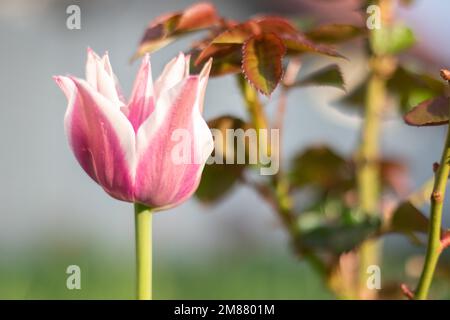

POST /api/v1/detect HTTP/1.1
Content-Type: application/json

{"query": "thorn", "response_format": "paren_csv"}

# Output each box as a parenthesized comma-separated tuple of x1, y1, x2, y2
(439, 230, 450, 253)
(432, 191, 443, 203)
(433, 162, 440, 173)
(401, 284, 414, 300)
(440, 69, 450, 82)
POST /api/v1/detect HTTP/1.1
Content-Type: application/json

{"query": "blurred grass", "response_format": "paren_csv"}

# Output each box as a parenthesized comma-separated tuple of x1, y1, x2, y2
(0, 248, 333, 299)
(1, 246, 449, 299)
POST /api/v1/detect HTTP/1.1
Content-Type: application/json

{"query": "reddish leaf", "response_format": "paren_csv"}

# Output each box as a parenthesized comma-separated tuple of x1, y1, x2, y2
(305, 24, 365, 44)
(242, 33, 286, 95)
(191, 45, 242, 77)
(208, 16, 342, 59)
(404, 95, 450, 127)
(282, 33, 344, 58)
(133, 2, 219, 59)
(175, 2, 218, 31)
(211, 17, 299, 45)
(256, 17, 344, 59)
(212, 22, 258, 44)
(255, 16, 299, 35)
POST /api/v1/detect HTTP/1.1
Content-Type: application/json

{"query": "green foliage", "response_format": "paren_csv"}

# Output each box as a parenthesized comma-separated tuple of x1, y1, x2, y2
(196, 163, 245, 203)
(338, 66, 446, 113)
(387, 201, 429, 236)
(242, 33, 286, 95)
(300, 216, 380, 255)
(195, 116, 250, 203)
(305, 24, 365, 44)
(287, 64, 346, 91)
(289, 146, 352, 191)
(135, 3, 353, 95)
(370, 23, 415, 56)
(388, 67, 447, 113)
(294, 195, 381, 256)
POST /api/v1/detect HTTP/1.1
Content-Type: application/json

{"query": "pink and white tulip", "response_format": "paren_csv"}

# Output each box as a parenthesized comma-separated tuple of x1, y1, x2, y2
(55, 49, 214, 210)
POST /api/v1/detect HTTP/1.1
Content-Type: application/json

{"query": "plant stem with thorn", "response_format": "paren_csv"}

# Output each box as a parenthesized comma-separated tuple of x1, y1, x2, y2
(414, 70, 450, 300)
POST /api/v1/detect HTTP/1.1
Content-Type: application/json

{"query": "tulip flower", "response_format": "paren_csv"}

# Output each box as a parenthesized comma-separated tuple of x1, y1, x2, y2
(54, 49, 214, 299)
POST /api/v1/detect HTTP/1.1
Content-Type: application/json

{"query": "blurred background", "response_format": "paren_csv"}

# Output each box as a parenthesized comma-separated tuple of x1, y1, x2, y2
(1, 0, 450, 299)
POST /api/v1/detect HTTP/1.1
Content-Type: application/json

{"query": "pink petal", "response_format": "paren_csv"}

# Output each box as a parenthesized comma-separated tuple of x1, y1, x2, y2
(153, 52, 190, 100)
(55, 75, 136, 202)
(134, 61, 213, 209)
(85, 48, 123, 106)
(126, 54, 155, 132)
(102, 52, 126, 103)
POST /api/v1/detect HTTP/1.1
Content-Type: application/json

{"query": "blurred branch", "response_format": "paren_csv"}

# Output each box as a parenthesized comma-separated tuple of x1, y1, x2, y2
(356, 0, 397, 300)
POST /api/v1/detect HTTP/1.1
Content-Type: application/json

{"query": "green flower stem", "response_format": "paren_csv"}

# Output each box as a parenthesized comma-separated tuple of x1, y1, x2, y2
(414, 118, 450, 300)
(134, 203, 153, 300)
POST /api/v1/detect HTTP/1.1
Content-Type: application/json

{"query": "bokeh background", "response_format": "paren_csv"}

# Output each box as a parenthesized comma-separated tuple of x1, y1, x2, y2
(1, 0, 450, 299)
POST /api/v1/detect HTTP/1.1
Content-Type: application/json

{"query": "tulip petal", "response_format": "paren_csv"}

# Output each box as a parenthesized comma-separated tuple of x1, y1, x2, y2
(126, 54, 155, 132)
(134, 68, 213, 209)
(102, 52, 126, 103)
(85, 48, 123, 106)
(153, 52, 190, 99)
(56, 75, 136, 202)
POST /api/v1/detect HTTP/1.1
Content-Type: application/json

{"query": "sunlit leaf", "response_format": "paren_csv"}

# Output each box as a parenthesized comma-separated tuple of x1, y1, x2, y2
(404, 96, 449, 127)
(211, 17, 299, 45)
(255, 16, 299, 35)
(191, 45, 242, 76)
(175, 2, 218, 31)
(282, 33, 343, 58)
(288, 64, 346, 91)
(133, 2, 219, 59)
(305, 24, 365, 44)
(211, 22, 256, 44)
(200, 16, 343, 66)
(242, 33, 286, 95)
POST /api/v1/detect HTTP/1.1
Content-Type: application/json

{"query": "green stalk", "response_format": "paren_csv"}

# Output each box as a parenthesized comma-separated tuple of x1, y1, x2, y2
(414, 117, 450, 299)
(134, 203, 153, 300)
(356, 70, 385, 299)
(236, 75, 269, 132)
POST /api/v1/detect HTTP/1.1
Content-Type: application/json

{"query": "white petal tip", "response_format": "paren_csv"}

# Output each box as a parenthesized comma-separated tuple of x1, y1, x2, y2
(200, 58, 213, 79)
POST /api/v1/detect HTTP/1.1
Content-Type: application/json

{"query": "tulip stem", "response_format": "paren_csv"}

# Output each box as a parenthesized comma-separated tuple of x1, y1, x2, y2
(134, 203, 153, 300)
